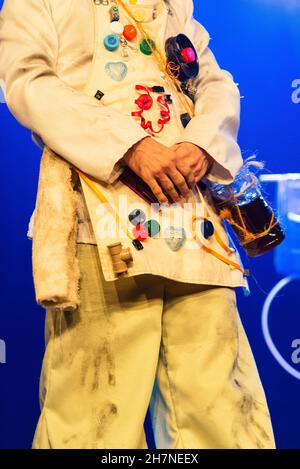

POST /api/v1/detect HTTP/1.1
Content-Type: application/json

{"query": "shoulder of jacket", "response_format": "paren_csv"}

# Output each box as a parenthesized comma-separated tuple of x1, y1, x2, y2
(167, 0, 196, 23)
(172, 0, 210, 53)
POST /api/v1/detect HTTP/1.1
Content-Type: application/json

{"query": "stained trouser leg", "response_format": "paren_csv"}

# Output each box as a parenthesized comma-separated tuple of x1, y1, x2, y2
(32, 243, 164, 449)
(149, 281, 276, 449)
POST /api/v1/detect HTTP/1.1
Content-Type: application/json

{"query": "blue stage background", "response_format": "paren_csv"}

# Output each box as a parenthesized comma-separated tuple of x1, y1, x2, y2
(0, 0, 299, 449)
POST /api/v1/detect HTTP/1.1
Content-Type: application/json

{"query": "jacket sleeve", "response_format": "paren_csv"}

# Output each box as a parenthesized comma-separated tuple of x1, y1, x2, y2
(178, 0, 244, 184)
(0, 0, 147, 183)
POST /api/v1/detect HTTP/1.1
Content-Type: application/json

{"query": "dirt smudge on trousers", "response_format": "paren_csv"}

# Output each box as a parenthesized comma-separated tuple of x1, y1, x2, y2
(78, 338, 116, 391)
(96, 401, 118, 440)
(232, 390, 272, 448)
(54, 306, 116, 391)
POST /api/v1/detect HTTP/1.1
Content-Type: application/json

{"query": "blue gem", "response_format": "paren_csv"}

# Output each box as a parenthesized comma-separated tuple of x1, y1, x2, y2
(104, 34, 120, 51)
(201, 219, 214, 239)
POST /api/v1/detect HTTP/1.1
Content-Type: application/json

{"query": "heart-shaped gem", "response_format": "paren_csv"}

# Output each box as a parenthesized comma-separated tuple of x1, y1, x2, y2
(105, 62, 128, 82)
(164, 226, 186, 252)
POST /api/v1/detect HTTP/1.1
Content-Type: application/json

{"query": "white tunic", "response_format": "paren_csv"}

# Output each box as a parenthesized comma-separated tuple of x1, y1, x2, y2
(0, 0, 250, 292)
(73, 0, 250, 290)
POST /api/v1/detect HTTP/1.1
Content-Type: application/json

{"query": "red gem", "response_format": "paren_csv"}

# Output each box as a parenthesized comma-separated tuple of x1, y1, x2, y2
(181, 47, 196, 64)
(123, 24, 137, 41)
(135, 93, 153, 111)
(133, 223, 149, 241)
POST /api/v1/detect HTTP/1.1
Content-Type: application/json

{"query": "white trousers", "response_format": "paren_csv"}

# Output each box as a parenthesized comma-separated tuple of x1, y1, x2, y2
(32, 243, 275, 449)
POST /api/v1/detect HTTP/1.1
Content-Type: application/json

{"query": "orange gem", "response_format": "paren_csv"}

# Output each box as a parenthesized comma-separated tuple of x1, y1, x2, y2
(123, 24, 137, 42)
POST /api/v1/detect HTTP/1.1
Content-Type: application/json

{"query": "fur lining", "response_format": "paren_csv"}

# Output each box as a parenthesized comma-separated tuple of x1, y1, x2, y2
(32, 146, 81, 312)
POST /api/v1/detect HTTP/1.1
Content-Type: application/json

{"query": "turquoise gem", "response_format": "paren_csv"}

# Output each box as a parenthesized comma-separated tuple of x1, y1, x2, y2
(104, 34, 120, 51)
(144, 219, 160, 237)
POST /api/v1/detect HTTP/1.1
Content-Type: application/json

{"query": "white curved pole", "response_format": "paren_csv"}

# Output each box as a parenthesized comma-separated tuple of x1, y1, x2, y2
(261, 276, 300, 380)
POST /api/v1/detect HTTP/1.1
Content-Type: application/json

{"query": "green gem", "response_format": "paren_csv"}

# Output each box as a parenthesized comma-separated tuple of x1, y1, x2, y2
(144, 219, 160, 237)
(140, 38, 156, 55)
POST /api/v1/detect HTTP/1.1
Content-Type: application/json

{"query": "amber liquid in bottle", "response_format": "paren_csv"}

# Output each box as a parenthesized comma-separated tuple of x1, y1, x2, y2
(212, 195, 285, 257)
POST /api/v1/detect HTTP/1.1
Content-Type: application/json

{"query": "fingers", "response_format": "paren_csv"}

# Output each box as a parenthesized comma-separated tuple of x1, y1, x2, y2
(144, 176, 169, 204)
(184, 168, 197, 188)
(126, 139, 199, 203)
(194, 162, 210, 184)
(176, 160, 202, 188)
(167, 167, 191, 198)
(156, 174, 180, 202)
(142, 169, 189, 204)
(184, 155, 212, 186)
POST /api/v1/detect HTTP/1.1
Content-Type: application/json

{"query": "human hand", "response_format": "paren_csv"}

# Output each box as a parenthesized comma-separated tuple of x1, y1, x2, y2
(122, 137, 191, 204)
(170, 142, 214, 187)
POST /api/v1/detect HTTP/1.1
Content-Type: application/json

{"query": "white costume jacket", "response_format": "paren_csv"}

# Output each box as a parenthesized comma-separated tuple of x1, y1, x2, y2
(0, 0, 250, 309)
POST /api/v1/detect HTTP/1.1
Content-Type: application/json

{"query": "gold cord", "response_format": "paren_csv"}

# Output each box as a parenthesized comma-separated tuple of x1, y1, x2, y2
(219, 186, 279, 246)
(74, 1, 251, 276)
(191, 185, 245, 274)
(75, 167, 135, 242)
(117, 0, 195, 118)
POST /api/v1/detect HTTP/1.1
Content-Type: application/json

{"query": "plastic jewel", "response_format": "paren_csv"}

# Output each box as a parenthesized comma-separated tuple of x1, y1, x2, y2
(201, 219, 214, 239)
(111, 21, 124, 35)
(165, 33, 199, 82)
(135, 93, 153, 110)
(128, 209, 146, 226)
(104, 34, 120, 51)
(94, 90, 104, 101)
(132, 8, 147, 22)
(105, 61, 128, 81)
(110, 6, 120, 22)
(95, 90, 104, 101)
(180, 112, 191, 128)
(123, 24, 137, 41)
(152, 86, 165, 93)
(144, 220, 160, 237)
(140, 38, 156, 55)
(132, 239, 144, 251)
(132, 223, 149, 241)
(181, 47, 196, 64)
(164, 226, 186, 251)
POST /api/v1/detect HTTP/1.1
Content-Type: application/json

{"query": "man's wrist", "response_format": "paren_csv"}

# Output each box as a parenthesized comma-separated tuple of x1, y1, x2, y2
(122, 136, 151, 165)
